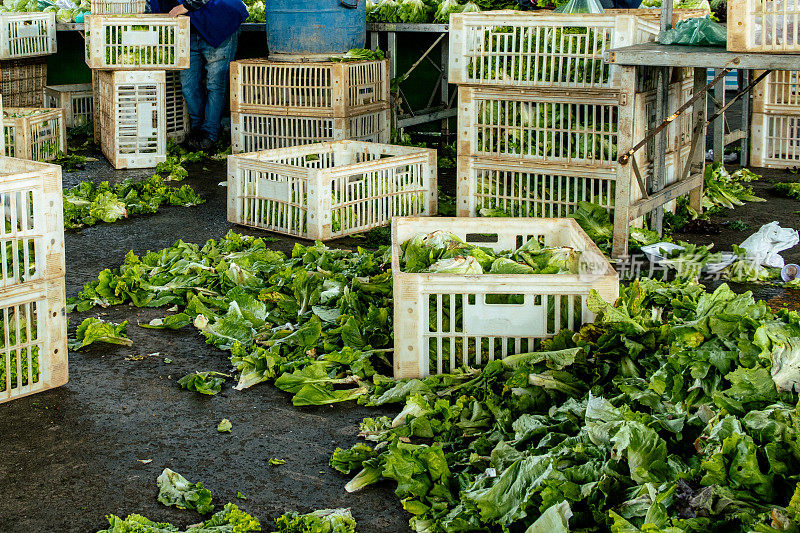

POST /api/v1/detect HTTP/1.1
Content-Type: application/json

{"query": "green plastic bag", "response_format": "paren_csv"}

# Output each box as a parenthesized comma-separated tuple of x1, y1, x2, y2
(657, 16, 727, 46)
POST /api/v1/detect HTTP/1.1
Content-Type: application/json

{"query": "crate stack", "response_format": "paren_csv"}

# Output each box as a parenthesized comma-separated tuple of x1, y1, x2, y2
(84, 13, 190, 168)
(229, 59, 391, 153)
(448, 10, 701, 231)
(0, 12, 64, 162)
(750, 70, 800, 168)
(0, 155, 68, 403)
(0, 12, 56, 107)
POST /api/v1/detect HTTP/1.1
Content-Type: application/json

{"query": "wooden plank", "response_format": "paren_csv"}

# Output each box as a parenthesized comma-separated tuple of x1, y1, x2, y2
(724, 129, 747, 145)
(606, 43, 800, 70)
(628, 172, 703, 219)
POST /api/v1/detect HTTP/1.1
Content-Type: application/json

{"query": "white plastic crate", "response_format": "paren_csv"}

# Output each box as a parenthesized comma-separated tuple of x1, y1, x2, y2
(230, 58, 390, 118)
(84, 14, 190, 70)
(3, 107, 66, 162)
(227, 140, 437, 240)
(43, 83, 93, 129)
(0, 277, 67, 404)
(728, 0, 800, 52)
(92, 0, 147, 14)
(0, 12, 56, 60)
(753, 70, 800, 113)
(391, 217, 619, 379)
(456, 156, 617, 218)
(165, 70, 188, 143)
(231, 108, 390, 153)
(97, 70, 166, 169)
(750, 111, 800, 168)
(0, 156, 64, 290)
(449, 10, 659, 90)
(0, 57, 47, 107)
(458, 80, 691, 166)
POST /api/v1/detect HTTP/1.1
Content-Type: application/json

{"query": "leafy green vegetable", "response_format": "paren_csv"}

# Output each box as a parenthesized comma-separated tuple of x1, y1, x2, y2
(98, 502, 260, 533)
(178, 371, 229, 395)
(64, 175, 204, 230)
(330, 280, 800, 532)
(156, 468, 214, 515)
(774, 181, 800, 200)
(273, 508, 356, 533)
(400, 231, 581, 274)
(217, 419, 232, 433)
(330, 48, 386, 62)
(70, 318, 132, 350)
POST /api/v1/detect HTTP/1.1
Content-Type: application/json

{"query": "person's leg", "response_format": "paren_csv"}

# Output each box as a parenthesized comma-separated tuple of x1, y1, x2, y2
(199, 30, 239, 142)
(180, 33, 206, 133)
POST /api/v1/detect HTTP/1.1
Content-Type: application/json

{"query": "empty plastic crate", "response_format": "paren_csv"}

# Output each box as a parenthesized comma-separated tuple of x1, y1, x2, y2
(97, 70, 166, 169)
(228, 140, 437, 240)
(231, 108, 390, 153)
(43, 83, 93, 129)
(230, 58, 390, 117)
(0, 12, 56, 60)
(391, 217, 618, 379)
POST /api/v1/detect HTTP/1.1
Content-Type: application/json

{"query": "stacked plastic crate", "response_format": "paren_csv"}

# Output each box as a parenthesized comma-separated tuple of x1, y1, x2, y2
(750, 70, 800, 168)
(448, 10, 698, 228)
(0, 153, 68, 403)
(229, 59, 391, 153)
(0, 12, 64, 162)
(0, 12, 56, 107)
(84, 11, 190, 168)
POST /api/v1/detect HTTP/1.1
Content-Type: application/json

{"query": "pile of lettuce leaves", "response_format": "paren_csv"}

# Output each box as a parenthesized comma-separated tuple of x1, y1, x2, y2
(71, 232, 800, 532)
(64, 175, 204, 230)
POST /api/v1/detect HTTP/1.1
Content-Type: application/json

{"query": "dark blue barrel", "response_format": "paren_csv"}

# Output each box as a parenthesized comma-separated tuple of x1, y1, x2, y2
(265, 0, 366, 61)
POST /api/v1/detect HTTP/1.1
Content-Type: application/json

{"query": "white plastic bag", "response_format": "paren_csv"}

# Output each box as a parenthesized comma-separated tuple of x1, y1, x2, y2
(739, 222, 799, 268)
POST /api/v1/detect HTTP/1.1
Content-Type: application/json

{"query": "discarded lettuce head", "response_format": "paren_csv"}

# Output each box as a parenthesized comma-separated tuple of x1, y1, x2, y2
(274, 508, 357, 533)
(428, 256, 483, 274)
(489, 257, 535, 274)
(401, 230, 471, 272)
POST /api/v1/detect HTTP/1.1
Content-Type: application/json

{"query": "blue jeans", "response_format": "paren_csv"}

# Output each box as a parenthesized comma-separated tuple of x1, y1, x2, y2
(180, 30, 239, 142)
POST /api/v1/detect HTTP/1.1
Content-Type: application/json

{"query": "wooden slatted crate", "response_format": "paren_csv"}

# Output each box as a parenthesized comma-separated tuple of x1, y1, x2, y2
(231, 108, 390, 153)
(0, 12, 56, 60)
(228, 140, 437, 240)
(230, 58, 390, 117)
(43, 83, 93, 129)
(84, 14, 190, 70)
(97, 70, 166, 169)
(3, 107, 66, 162)
(165, 70, 188, 143)
(0, 57, 47, 107)
(391, 217, 618, 379)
